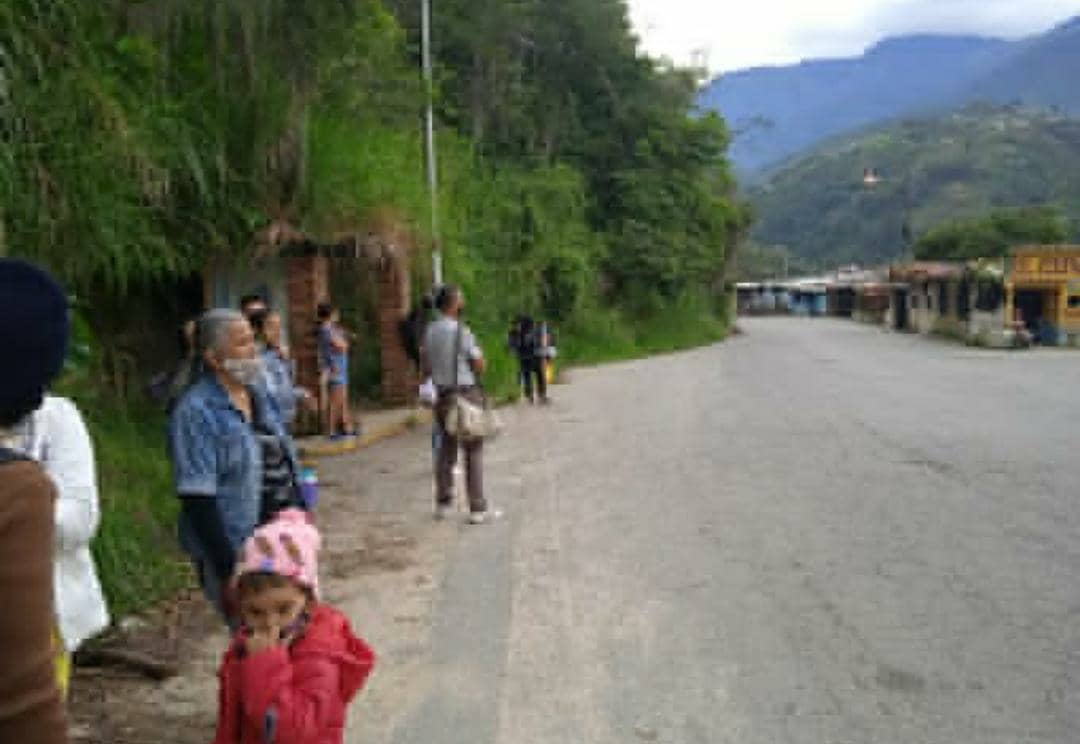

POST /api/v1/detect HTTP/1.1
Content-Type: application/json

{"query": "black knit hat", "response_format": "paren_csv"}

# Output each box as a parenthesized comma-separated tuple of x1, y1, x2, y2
(0, 259, 69, 416)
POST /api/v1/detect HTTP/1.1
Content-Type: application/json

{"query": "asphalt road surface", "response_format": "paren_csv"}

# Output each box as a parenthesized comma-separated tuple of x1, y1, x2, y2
(371, 317, 1080, 744)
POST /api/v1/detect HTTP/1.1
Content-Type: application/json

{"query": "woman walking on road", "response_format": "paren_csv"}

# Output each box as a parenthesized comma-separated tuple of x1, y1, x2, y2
(422, 285, 494, 524)
(168, 309, 306, 624)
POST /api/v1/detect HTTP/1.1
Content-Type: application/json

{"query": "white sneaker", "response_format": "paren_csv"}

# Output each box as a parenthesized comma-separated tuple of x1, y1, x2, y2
(434, 503, 452, 521)
(468, 508, 503, 525)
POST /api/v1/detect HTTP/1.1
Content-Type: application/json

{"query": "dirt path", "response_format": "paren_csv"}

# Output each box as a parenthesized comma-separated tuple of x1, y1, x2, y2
(71, 423, 459, 743)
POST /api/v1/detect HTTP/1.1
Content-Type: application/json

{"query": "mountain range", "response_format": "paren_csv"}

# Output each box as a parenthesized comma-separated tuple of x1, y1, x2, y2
(747, 105, 1080, 267)
(699, 16, 1080, 174)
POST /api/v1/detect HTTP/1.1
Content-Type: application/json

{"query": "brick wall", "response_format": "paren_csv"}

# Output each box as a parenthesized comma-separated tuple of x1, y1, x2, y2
(376, 253, 417, 406)
(285, 245, 415, 411)
(286, 256, 329, 393)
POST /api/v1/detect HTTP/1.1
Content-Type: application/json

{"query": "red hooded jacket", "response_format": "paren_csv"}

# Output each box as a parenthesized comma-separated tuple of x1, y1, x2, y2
(212, 604, 375, 744)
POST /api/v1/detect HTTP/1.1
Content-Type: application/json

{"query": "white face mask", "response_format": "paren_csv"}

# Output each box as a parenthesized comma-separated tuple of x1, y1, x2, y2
(221, 357, 264, 387)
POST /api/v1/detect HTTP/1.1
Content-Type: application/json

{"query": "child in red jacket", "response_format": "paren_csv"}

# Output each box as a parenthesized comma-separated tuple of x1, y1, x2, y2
(212, 509, 374, 744)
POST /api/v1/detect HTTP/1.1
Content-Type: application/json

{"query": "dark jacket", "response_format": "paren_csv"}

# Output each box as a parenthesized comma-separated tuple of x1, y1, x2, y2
(0, 456, 68, 744)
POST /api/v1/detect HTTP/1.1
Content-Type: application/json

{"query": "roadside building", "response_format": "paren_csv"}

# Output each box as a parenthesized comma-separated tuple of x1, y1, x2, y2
(788, 279, 828, 316)
(886, 260, 1022, 346)
(826, 282, 856, 318)
(966, 259, 1011, 347)
(736, 283, 762, 315)
(767, 282, 792, 314)
(826, 267, 888, 321)
(203, 221, 420, 423)
(886, 263, 962, 335)
(853, 283, 891, 325)
(1005, 246, 1080, 346)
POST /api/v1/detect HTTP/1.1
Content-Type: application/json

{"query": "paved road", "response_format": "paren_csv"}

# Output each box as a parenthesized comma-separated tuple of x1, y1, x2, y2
(362, 317, 1080, 743)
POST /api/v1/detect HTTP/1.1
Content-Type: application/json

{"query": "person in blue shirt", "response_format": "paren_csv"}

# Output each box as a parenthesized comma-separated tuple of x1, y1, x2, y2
(249, 309, 311, 430)
(167, 308, 305, 624)
(317, 302, 356, 440)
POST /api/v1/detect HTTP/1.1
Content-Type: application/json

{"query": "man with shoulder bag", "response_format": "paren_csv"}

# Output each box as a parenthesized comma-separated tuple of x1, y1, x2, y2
(422, 285, 499, 524)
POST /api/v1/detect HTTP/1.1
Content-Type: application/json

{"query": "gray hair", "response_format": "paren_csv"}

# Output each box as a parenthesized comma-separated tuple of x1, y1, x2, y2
(195, 308, 246, 357)
(167, 308, 247, 410)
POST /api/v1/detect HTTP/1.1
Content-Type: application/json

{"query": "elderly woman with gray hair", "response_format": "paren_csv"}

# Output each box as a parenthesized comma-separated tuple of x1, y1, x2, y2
(167, 309, 305, 623)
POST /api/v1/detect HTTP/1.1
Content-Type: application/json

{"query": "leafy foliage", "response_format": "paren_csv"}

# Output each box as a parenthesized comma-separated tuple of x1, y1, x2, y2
(915, 206, 1068, 260)
(3, 0, 744, 313)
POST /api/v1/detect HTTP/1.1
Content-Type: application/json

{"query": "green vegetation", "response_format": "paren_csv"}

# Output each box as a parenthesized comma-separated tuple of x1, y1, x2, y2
(915, 206, 1068, 260)
(3, 0, 746, 615)
(750, 105, 1080, 268)
(55, 316, 190, 618)
(81, 402, 191, 618)
(734, 242, 816, 282)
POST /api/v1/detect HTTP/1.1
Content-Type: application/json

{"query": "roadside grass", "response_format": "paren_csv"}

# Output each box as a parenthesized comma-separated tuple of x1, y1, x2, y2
(562, 293, 730, 367)
(77, 398, 191, 619)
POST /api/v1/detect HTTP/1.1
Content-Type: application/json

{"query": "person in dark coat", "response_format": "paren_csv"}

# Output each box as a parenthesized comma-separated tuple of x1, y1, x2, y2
(508, 315, 548, 404)
(0, 258, 72, 744)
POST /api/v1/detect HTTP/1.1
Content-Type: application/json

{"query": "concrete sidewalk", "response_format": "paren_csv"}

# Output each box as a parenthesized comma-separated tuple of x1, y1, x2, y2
(296, 407, 432, 459)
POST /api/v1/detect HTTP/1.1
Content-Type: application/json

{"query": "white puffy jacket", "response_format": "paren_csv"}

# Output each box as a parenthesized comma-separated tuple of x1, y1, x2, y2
(0, 396, 110, 651)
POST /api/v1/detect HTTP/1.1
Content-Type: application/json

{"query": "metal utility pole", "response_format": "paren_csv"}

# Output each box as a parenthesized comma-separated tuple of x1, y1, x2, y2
(421, 0, 443, 286)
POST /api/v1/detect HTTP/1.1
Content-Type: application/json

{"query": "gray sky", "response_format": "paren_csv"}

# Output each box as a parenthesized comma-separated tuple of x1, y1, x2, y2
(628, 0, 1080, 73)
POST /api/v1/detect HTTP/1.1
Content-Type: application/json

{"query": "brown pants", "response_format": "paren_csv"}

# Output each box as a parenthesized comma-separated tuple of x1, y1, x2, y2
(435, 388, 486, 513)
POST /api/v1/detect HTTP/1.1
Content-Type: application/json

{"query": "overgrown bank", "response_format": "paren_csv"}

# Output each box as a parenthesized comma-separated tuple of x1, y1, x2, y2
(3, 0, 747, 617)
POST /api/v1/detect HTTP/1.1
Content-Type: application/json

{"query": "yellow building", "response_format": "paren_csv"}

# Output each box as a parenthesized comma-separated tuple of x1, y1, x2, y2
(1005, 247, 1080, 346)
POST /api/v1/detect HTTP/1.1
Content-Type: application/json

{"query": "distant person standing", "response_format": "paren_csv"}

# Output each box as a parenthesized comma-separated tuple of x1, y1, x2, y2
(423, 285, 493, 524)
(537, 319, 557, 394)
(250, 309, 311, 429)
(508, 315, 548, 404)
(412, 291, 452, 500)
(317, 303, 357, 440)
(239, 293, 268, 322)
(0, 258, 71, 743)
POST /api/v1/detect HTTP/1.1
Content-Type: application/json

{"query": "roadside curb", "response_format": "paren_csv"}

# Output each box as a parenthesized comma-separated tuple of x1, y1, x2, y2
(298, 409, 432, 460)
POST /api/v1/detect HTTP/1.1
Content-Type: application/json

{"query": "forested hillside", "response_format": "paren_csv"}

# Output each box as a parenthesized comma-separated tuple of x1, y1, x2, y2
(748, 105, 1080, 268)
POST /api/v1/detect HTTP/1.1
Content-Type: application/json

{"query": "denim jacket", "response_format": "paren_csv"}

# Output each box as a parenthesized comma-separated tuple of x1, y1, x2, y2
(168, 372, 298, 559)
(260, 346, 299, 426)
